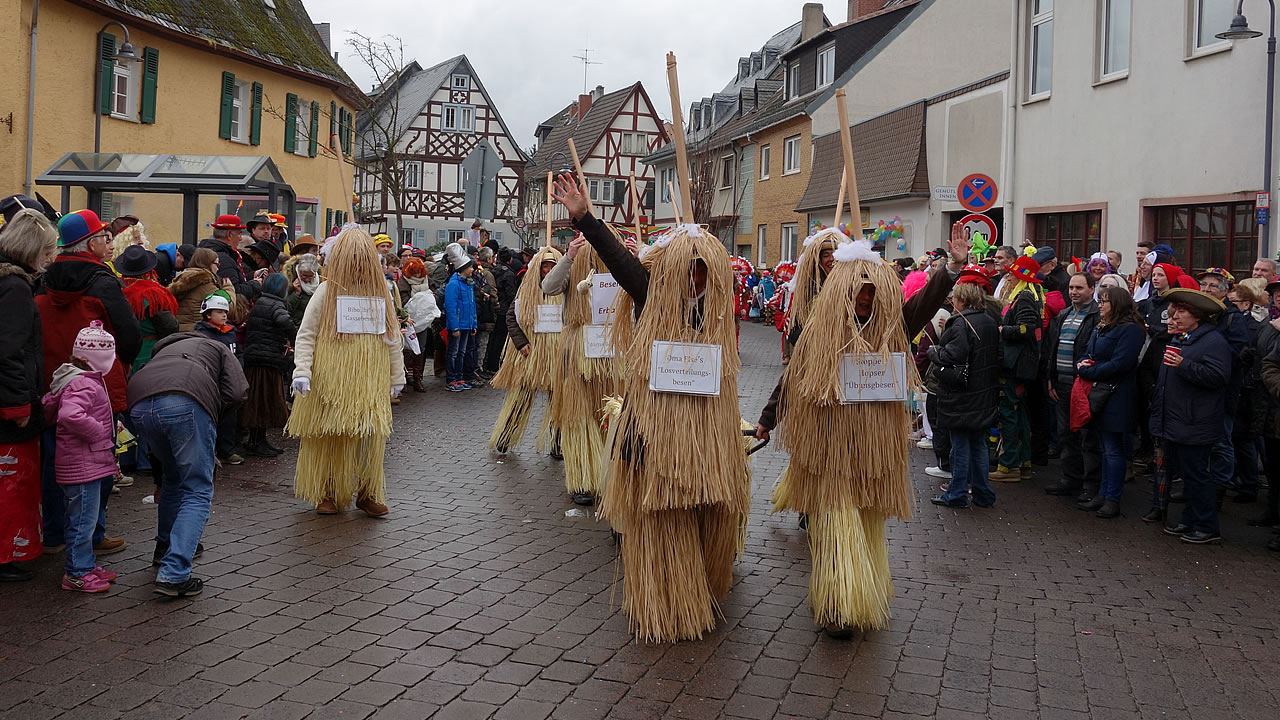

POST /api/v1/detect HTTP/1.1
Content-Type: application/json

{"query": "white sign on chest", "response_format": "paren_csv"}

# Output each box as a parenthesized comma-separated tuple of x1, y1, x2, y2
(582, 325, 615, 358)
(336, 296, 386, 335)
(534, 304, 562, 333)
(838, 352, 908, 403)
(649, 341, 722, 397)
(591, 273, 620, 325)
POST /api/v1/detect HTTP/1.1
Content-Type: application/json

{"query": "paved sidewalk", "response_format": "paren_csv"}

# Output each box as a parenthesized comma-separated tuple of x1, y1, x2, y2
(1, 321, 1278, 720)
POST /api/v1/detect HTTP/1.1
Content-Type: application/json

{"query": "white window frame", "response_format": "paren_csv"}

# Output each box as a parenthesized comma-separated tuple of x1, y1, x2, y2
(293, 96, 310, 157)
(403, 160, 421, 190)
(110, 60, 138, 121)
(759, 145, 771, 180)
(1027, 0, 1054, 100)
(781, 224, 798, 262)
(1190, 0, 1233, 56)
(757, 225, 767, 265)
(588, 178, 616, 205)
(783, 135, 801, 175)
(448, 229, 466, 243)
(1097, 0, 1131, 81)
(786, 61, 799, 99)
(442, 104, 475, 133)
(660, 167, 674, 203)
(817, 44, 836, 88)
(451, 73, 470, 90)
(621, 131, 648, 156)
(229, 80, 249, 144)
(720, 155, 735, 190)
(400, 228, 415, 245)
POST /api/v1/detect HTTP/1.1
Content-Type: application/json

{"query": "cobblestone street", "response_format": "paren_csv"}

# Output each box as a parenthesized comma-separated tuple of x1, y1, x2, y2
(1, 322, 1278, 720)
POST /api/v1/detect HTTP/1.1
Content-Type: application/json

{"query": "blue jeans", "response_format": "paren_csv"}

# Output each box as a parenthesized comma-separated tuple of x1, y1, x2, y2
(42, 428, 113, 547)
(1096, 431, 1131, 502)
(131, 394, 216, 583)
(446, 331, 472, 383)
(1167, 442, 1218, 535)
(464, 330, 481, 381)
(943, 428, 995, 507)
(1210, 416, 1234, 487)
(62, 477, 107, 577)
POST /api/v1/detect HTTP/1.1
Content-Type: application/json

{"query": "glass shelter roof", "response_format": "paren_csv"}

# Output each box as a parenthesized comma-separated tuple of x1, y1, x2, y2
(38, 153, 288, 190)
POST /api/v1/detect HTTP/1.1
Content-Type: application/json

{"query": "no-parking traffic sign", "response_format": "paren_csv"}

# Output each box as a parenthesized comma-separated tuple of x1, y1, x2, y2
(958, 174, 998, 213)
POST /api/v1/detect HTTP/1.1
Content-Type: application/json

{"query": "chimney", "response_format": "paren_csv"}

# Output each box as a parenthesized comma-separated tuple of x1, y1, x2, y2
(578, 93, 593, 118)
(848, 0, 884, 22)
(801, 3, 824, 42)
(593, 84, 604, 100)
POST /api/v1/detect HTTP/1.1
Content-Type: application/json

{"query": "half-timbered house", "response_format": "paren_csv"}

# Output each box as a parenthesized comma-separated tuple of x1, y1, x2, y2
(354, 55, 527, 248)
(524, 82, 669, 244)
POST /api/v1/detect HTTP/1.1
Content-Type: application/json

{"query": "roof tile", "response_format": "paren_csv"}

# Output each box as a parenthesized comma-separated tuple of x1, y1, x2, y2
(795, 100, 928, 212)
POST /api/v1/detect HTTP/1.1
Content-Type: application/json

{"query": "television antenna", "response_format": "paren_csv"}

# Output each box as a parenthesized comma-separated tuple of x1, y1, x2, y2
(572, 47, 602, 94)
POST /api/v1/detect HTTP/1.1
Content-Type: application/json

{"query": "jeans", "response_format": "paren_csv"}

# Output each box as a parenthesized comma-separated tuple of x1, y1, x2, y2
(997, 378, 1030, 470)
(1210, 416, 1234, 488)
(41, 428, 113, 547)
(1053, 380, 1100, 491)
(446, 330, 472, 383)
(62, 477, 107, 577)
(1166, 442, 1217, 535)
(473, 329, 491, 373)
(464, 329, 481, 381)
(131, 394, 217, 584)
(1096, 431, 1131, 502)
(924, 393, 951, 470)
(216, 410, 239, 460)
(943, 428, 995, 507)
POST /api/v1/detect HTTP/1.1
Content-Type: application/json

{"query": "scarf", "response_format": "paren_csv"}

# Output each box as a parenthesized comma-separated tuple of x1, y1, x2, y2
(122, 275, 178, 318)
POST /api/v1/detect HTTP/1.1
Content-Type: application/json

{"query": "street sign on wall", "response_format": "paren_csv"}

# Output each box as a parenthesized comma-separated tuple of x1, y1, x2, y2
(958, 213, 998, 248)
(958, 173, 998, 213)
(933, 186, 958, 202)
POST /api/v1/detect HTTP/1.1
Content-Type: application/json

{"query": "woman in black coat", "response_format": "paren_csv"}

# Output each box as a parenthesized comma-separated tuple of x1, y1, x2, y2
(928, 281, 1001, 508)
(240, 273, 297, 456)
(1075, 285, 1146, 518)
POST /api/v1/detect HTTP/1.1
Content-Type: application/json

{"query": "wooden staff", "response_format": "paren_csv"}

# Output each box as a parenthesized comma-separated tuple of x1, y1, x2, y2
(834, 89, 861, 239)
(668, 180, 681, 221)
(629, 170, 643, 242)
(567, 138, 594, 216)
(666, 53, 695, 225)
(832, 166, 847, 234)
(545, 171, 553, 248)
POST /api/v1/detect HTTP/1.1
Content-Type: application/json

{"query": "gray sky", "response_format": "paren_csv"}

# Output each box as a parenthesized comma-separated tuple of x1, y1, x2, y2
(305, 0, 827, 153)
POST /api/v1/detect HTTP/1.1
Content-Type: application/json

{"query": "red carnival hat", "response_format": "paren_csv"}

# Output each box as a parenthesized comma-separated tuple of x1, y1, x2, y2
(1008, 255, 1042, 284)
(211, 214, 245, 230)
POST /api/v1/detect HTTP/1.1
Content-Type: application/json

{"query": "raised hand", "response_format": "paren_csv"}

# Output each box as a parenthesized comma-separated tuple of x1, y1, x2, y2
(566, 234, 587, 260)
(947, 221, 969, 266)
(551, 173, 590, 220)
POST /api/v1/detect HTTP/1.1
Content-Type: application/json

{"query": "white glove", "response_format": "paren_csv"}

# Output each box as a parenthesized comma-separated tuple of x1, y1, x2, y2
(291, 377, 310, 397)
(391, 384, 404, 398)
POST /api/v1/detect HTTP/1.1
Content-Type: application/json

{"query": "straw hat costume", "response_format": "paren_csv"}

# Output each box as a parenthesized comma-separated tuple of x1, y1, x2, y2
(489, 246, 564, 453)
(545, 235, 625, 500)
(590, 223, 750, 643)
(771, 238, 918, 634)
(286, 227, 406, 516)
(785, 228, 844, 338)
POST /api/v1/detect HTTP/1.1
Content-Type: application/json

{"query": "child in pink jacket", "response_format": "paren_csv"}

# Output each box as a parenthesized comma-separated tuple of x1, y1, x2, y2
(42, 321, 119, 593)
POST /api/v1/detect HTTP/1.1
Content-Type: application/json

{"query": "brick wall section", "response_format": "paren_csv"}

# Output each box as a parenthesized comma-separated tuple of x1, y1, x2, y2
(750, 115, 812, 266)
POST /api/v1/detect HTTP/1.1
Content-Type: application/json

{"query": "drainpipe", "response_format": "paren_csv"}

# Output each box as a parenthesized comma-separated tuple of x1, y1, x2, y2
(1004, 0, 1020, 245)
(24, 0, 41, 195)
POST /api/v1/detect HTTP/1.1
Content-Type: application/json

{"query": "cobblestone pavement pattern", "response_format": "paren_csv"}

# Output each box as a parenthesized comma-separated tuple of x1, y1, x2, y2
(1, 322, 1278, 720)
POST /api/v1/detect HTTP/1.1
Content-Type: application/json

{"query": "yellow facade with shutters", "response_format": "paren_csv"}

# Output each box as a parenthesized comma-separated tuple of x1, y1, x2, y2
(749, 115, 813, 267)
(1, 0, 361, 241)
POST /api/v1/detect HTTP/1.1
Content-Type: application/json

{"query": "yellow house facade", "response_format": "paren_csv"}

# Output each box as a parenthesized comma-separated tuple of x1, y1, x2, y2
(743, 112, 812, 268)
(2, 0, 363, 243)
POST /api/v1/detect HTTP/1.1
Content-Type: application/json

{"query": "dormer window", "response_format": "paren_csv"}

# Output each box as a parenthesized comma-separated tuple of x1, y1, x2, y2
(452, 74, 470, 90)
(701, 105, 710, 128)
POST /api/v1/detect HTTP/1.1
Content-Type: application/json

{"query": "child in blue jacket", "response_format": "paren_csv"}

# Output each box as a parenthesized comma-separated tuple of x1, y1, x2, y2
(444, 257, 478, 391)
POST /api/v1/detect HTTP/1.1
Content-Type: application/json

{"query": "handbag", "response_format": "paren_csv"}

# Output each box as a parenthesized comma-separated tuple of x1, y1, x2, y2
(1069, 376, 1094, 432)
(1087, 381, 1117, 415)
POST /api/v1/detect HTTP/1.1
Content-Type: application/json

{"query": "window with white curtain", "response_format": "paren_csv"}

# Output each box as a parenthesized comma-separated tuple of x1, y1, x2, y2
(1029, 0, 1053, 98)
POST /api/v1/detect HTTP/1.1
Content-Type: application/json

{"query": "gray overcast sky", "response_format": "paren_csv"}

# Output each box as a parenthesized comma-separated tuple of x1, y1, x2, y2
(305, 0, 832, 153)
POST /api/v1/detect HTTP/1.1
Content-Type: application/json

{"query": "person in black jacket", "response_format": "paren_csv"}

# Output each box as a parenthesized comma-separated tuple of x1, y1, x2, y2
(991, 255, 1044, 481)
(1044, 273, 1101, 498)
(198, 215, 262, 306)
(240, 273, 296, 457)
(929, 281, 1001, 508)
(0, 209, 57, 581)
(1150, 289, 1232, 544)
(485, 249, 519, 373)
(1196, 268, 1254, 495)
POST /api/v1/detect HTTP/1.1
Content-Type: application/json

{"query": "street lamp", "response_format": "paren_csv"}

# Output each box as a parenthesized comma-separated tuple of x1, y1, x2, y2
(93, 21, 141, 154)
(1218, 1, 1276, 257)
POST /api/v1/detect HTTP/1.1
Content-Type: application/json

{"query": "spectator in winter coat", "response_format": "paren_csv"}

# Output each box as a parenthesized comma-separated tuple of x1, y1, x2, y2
(114, 245, 179, 372)
(128, 331, 248, 597)
(198, 215, 261, 304)
(283, 253, 321, 327)
(0, 208, 57, 582)
(1043, 273, 1100, 498)
(240, 274, 296, 457)
(1074, 286, 1145, 518)
(1150, 289, 1232, 544)
(990, 255, 1044, 481)
(1197, 267, 1254, 497)
(485, 248, 520, 373)
(444, 255, 478, 391)
(169, 248, 245, 331)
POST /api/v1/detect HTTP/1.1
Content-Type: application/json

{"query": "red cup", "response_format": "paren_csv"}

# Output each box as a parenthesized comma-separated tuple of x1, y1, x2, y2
(1163, 346, 1182, 366)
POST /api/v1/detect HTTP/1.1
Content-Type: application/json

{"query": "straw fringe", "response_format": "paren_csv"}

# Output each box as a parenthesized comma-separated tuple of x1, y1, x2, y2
(490, 247, 564, 392)
(286, 334, 393, 439)
(620, 509, 719, 643)
(488, 388, 535, 453)
(807, 507, 893, 630)
(787, 234, 842, 332)
(293, 434, 388, 508)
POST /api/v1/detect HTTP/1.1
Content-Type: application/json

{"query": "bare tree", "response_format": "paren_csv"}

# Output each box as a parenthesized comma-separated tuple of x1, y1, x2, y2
(346, 32, 411, 242)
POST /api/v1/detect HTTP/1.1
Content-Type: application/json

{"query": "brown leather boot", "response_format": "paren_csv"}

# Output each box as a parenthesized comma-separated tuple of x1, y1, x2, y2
(316, 498, 339, 515)
(356, 496, 389, 517)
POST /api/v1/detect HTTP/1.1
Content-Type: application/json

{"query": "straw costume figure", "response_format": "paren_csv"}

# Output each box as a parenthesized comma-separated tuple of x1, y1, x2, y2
(543, 233, 627, 505)
(552, 173, 750, 643)
(755, 224, 968, 638)
(287, 227, 406, 516)
(489, 245, 564, 453)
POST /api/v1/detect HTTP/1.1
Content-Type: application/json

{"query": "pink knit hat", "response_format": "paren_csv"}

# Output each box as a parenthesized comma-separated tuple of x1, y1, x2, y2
(73, 320, 116, 374)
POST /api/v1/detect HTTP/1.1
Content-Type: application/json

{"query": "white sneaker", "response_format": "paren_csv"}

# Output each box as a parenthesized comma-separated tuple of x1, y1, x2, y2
(925, 466, 951, 479)
(917, 437, 934, 449)
(115, 474, 134, 488)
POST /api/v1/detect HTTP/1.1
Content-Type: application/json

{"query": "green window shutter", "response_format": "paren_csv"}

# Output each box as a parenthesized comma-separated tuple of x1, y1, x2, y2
(139, 47, 159, 124)
(342, 109, 352, 154)
(284, 93, 298, 153)
(309, 101, 320, 157)
(329, 101, 337, 150)
(325, 208, 333, 231)
(218, 71, 235, 139)
(338, 108, 347, 154)
(99, 33, 116, 115)
(249, 82, 263, 145)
